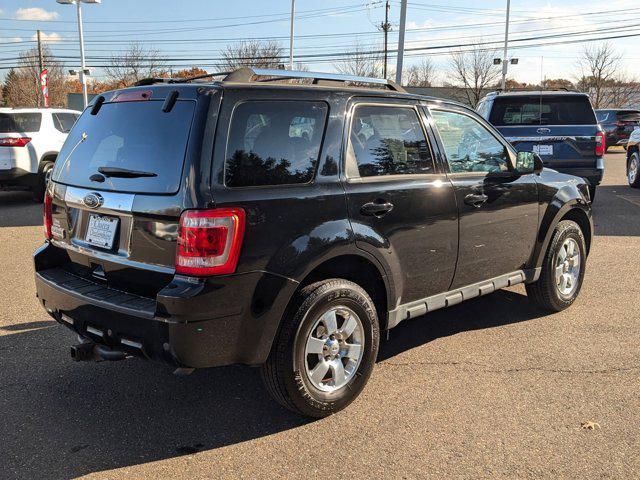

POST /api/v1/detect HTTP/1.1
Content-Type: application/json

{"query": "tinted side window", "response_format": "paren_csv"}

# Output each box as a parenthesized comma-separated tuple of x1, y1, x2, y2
(348, 105, 433, 177)
(432, 110, 510, 174)
(225, 101, 328, 187)
(0, 113, 42, 133)
(52, 112, 79, 133)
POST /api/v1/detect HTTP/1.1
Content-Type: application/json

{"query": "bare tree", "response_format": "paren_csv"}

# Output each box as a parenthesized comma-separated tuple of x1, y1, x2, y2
(334, 42, 382, 78)
(576, 43, 639, 108)
(406, 58, 437, 87)
(3, 46, 67, 108)
(104, 42, 167, 87)
(222, 41, 284, 70)
(447, 44, 501, 107)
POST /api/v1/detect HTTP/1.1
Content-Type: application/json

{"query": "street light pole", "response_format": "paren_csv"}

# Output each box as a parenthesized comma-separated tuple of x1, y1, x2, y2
(76, 0, 88, 108)
(500, 0, 511, 90)
(395, 0, 407, 85)
(289, 0, 295, 70)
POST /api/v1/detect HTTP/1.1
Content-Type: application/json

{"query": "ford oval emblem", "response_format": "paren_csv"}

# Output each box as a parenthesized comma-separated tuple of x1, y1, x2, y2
(83, 192, 104, 209)
(537, 127, 551, 134)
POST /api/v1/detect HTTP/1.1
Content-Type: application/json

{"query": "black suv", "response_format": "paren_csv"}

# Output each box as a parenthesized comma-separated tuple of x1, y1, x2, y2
(478, 91, 605, 200)
(34, 68, 593, 417)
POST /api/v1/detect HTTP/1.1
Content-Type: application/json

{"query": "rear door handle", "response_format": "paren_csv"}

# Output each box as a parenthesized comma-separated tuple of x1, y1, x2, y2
(464, 193, 488, 208)
(361, 201, 394, 217)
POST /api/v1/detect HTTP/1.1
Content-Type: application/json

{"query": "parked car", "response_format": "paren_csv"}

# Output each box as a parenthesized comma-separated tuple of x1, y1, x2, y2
(627, 128, 640, 188)
(0, 108, 80, 200)
(596, 108, 640, 151)
(34, 69, 593, 418)
(477, 91, 604, 200)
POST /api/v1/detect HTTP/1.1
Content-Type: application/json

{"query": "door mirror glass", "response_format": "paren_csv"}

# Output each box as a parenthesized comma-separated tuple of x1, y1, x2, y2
(516, 151, 543, 174)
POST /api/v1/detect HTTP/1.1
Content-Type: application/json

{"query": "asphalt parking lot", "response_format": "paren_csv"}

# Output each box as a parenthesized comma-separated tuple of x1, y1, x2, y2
(1, 151, 638, 479)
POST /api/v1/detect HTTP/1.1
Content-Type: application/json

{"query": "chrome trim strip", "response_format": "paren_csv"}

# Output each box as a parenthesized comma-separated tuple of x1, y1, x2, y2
(387, 269, 540, 329)
(120, 338, 143, 350)
(64, 186, 135, 213)
(86, 325, 104, 338)
(50, 238, 175, 274)
(505, 136, 595, 143)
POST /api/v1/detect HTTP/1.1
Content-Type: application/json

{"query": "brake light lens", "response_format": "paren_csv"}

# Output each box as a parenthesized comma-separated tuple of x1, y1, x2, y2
(0, 137, 31, 147)
(176, 208, 245, 276)
(595, 131, 606, 157)
(112, 90, 152, 103)
(44, 193, 53, 240)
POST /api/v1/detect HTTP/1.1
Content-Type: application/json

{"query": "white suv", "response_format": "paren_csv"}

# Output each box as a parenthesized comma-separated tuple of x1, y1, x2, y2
(0, 108, 80, 200)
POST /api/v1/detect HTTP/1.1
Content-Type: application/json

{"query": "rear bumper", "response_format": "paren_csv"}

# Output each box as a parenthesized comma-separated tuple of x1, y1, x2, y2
(553, 159, 605, 186)
(34, 243, 298, 368)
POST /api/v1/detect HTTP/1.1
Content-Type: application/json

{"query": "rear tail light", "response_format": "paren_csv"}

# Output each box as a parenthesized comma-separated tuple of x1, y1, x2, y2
(595, 131, 606, 157)
(0, 137, 31, 147)
(44, 193, 53, 240)
(176, 208, 245, 276)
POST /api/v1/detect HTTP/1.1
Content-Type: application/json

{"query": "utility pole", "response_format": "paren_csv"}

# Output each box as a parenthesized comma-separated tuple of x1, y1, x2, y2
(500, 0, 511, 90)
(395, 0, 407, 85)
(380, 0, 391, 79)
(37, 29, 44, 107)
(289, 0, 295, 70)
(76, 0, 88, 108)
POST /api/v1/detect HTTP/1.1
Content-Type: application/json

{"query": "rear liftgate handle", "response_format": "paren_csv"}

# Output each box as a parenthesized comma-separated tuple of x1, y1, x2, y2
(464, 193, 489, 208)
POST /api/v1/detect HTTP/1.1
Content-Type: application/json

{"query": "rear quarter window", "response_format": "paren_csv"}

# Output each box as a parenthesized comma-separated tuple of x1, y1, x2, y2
(489, 96, 596, 126)
(224, 101, 328, 188)
(0, 112, 42, 133)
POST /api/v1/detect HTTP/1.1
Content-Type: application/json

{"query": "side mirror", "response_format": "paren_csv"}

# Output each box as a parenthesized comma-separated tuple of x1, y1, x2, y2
(515, 151, 544, 175)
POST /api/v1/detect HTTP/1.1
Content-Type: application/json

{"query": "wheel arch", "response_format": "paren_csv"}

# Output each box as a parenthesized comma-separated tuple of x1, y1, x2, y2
(296, 253, 393, 331)
(531, 195, 593, 269)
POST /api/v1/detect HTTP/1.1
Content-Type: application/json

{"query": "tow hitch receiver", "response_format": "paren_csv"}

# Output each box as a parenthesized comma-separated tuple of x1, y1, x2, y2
(70, 340, 128, 362)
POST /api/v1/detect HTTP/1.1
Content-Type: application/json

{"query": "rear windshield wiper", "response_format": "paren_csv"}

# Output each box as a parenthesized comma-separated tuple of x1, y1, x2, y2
(97, 167, 158, 178)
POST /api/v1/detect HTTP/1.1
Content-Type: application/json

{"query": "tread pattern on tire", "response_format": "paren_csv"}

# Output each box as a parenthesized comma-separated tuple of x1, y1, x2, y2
(526, 220, 585, 312)
(261, 279, 378, 417)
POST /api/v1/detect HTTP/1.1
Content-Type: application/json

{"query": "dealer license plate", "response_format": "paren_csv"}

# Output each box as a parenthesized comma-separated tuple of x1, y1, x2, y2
(86, 214, 118, 249)
(534, 144, 553, 156)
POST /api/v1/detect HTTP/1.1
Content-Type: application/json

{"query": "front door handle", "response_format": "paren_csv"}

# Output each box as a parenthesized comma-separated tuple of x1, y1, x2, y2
(361, 201, 394, 217)
(464, 193, 488, 208)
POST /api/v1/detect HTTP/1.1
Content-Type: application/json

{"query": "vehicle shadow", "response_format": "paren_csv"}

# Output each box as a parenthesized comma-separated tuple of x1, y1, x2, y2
(592, 184, 640, 237)
(0, 289, 550, 478)
(0, 191, 42, 228)
(378, 289, 547, 362)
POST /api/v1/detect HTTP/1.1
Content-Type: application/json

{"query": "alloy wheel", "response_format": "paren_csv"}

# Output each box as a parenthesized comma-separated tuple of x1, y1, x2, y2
(303, 306, 365, 393)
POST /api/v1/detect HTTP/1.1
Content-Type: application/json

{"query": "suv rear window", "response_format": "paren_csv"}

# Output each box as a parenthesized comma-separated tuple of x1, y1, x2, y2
(225, 101, 328, 187)
(51, 101, 195, 194)
(489, 95, 596, 126)
(0, 112, 42, 133)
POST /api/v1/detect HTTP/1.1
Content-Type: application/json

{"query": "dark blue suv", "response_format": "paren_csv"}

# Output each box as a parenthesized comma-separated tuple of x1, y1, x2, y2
(478, 91, 605, 200)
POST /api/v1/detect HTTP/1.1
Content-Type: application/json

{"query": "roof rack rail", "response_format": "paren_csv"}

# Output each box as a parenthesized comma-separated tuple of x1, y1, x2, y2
(135, 67, 406, 92)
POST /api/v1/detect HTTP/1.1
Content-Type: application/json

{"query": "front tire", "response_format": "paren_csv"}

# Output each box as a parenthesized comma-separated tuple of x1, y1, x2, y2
(261, 279, 379, 418)
(526, 220, 586, 312)
(628, 152, 640, 188)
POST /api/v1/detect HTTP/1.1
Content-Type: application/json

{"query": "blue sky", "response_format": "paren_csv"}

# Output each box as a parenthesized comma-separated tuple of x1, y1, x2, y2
(1, 0, 639, 84)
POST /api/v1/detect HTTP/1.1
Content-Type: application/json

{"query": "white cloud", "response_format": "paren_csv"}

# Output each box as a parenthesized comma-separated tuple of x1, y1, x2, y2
(15, 7, 60, 21)
(31, 32, 62, 43)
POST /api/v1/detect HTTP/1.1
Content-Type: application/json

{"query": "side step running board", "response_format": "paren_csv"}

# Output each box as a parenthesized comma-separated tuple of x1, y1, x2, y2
(387, 268, 541, 329)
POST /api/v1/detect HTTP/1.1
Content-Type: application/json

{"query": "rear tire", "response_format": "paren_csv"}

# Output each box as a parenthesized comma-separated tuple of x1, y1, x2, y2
(33, 161, 54, 202)
(526, 220, 586, 312)
(628, 152, 640, 188)
(261, 279, 379, 418)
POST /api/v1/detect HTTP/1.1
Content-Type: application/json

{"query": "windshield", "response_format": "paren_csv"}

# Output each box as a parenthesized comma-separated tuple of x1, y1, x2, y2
(0, 113, 42, 133)
(51, 100, 195, 194)
(489, 96, 596, 126)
